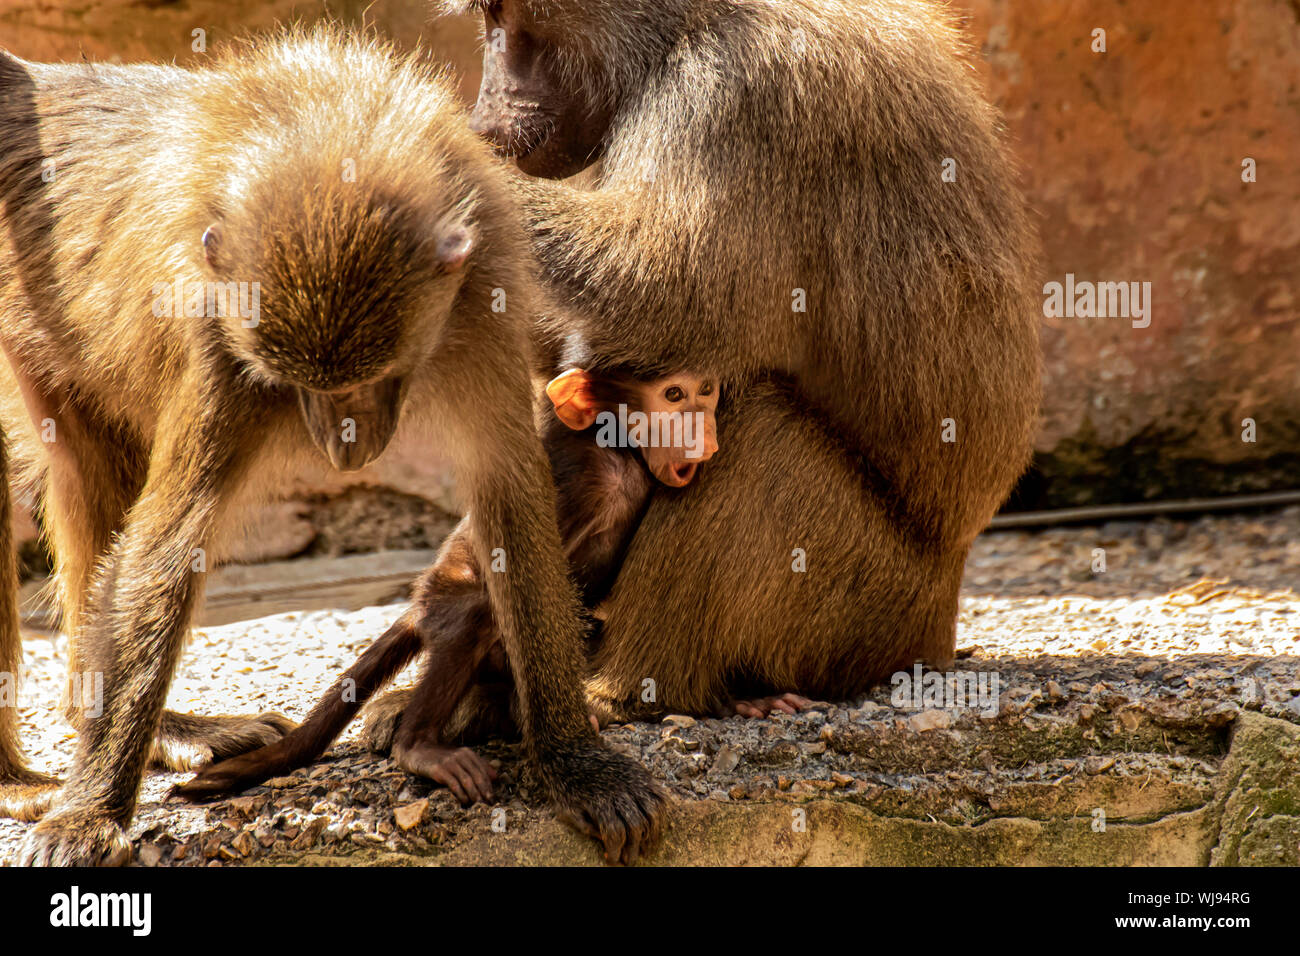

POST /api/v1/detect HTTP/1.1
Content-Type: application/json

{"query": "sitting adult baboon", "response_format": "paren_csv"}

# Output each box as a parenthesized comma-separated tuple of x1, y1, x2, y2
(374, 0, 1040, 727)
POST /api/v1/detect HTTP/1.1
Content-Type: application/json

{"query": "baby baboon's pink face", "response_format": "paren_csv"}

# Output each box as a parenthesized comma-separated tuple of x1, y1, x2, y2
(631, 373, 720, 488)
(546, 367, 720, 488)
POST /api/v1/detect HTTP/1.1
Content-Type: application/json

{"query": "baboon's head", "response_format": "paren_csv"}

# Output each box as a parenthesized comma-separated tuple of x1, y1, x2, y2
(200, 174, 478, 472)
(446, 0, 689, 179)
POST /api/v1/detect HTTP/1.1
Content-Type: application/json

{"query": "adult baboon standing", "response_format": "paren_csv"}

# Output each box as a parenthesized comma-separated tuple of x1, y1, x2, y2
(0, 30, 661, 865)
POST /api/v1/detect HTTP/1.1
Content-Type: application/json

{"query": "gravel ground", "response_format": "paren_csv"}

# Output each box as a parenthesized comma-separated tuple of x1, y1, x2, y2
(2, 506, 1299, 864)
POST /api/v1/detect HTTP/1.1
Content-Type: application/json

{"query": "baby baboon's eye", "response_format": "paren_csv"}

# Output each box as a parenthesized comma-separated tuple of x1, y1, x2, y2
(699, 382, 714, 397)
(665, 385, 685, 403)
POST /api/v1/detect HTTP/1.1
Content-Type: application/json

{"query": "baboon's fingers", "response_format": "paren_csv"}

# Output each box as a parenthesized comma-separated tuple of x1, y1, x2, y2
(598, 811, 628, 866)
(618, 784, 670, 865)
(724, 694, 813, 719)
(459, 765, 494, 804)
(458, 751, 497, 803)
(557, 808, 600, 848)
(443, 755, 487, 804)
(545, 744, 667, 865)
(399, 745, 497, 804)
(430, 763, 471, 804)
(615, 798, 646, 865)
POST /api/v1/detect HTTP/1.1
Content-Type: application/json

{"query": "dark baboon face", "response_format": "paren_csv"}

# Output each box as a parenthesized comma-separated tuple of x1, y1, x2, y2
(461, 0, 680, 179)
(203, 184, 478, 472)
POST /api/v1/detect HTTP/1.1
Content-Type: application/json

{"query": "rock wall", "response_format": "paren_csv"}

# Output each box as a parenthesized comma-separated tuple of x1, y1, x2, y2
(960, 0, 1300, 506)
(2, 0, 1297, 563)
(0, 0, 480, 96)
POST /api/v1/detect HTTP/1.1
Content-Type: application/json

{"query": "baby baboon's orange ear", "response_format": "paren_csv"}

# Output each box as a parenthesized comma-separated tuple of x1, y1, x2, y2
(546, 368, 600, 430)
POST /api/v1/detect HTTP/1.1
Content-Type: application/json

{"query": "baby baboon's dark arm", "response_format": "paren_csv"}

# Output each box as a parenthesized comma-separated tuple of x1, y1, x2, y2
(173, 610, 423, 800)
(177, 523, 493, 799)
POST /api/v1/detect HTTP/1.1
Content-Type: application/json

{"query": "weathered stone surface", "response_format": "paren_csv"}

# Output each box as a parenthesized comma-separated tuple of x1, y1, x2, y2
(4, 507, 1299, 865)
(960, 0, 1300, 506)
(1210, 711, 1300, 866)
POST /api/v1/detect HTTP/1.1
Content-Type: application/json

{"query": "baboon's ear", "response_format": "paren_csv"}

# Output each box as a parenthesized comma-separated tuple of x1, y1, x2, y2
(436, 221, 478, 271)
(546, 367, 600, 430)
(201, 223, 222, 268)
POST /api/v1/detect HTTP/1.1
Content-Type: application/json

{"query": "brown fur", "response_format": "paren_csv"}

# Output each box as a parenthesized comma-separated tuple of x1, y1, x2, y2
(0, 28, 661, 865)
(175, 365, 713, 804)
(447, 0, 1042, 721)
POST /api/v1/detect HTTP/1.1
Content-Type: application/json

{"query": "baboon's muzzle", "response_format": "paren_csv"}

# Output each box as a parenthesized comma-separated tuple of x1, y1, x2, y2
(297, 376, 406, 473)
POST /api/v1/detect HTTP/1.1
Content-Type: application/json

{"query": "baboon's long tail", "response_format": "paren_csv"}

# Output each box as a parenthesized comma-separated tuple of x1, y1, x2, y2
(172, 611, 423, 801)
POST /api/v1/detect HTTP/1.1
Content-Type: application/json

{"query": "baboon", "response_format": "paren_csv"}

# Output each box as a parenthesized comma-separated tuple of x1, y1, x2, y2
(176, 360, 723, 804)
(409, 0, 1041, 725)
(0, 29, 661, 865)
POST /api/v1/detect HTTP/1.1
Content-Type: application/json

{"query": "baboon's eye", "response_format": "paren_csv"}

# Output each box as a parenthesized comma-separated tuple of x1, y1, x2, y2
(699, 382, 714, 397)
(665, 386, 685, 403)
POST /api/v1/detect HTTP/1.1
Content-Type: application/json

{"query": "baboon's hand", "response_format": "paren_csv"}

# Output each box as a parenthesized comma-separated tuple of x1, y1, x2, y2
(538, 741, 668, 865)
(718, 693, 812, 718)
(16, 807, 131, 866)
(395, 742, 497, 805)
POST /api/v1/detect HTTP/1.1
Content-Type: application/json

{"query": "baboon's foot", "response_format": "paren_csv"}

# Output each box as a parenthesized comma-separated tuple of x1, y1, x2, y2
(539, 740, 668, 866)
(16, 806, 131, 866)
(394, 740, 497, 804)
(0, 766, 61, 822)
(584, 690, 631, 728)
(360, 688, 414, 753)
(150, 710, 296, 772)
(717, 693, 811, 719)
(171, 734, 297, 803)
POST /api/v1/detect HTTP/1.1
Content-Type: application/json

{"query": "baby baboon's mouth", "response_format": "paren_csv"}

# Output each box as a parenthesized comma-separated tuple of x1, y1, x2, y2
(666, 462, 698, 487)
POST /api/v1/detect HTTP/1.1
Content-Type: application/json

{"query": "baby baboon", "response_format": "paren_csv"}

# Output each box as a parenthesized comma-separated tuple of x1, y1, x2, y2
(442, 0, 1042, 721)
(176, 360, 721, 805)
(0, 29, 661, 865)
